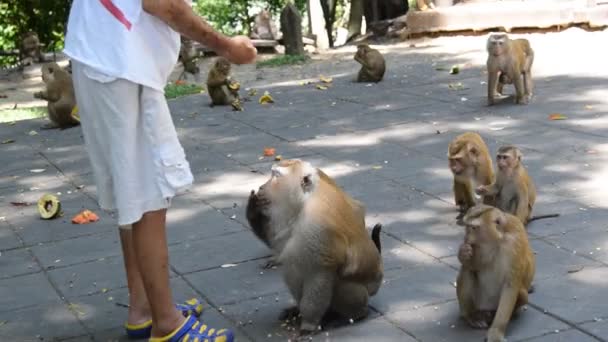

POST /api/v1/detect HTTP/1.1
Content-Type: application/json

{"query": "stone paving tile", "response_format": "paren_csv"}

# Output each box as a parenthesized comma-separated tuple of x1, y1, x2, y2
(0, 247, 39, 279)
(0, 221, 22, 250)
(530, 266, 608, 324)
(0, 299, 87, 341)
(530, 239, 604, 281)
(0, 272, 59, 312)
(310, 316, 419, 342)
(580, 319, 608, 341)
(523, 329, 601, 342)
(542, 226, 608, 265)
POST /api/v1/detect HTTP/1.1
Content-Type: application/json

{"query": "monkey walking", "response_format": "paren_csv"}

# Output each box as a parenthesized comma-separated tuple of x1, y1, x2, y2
(246, 159, 384, 336)
(476, 145, 559, 226)
(457, 205, 535, 342)
(448, 132, 495, 217)
(354, 44, 386, 83)
(33, 62, 80, 130)
(486, 33, 534, 105)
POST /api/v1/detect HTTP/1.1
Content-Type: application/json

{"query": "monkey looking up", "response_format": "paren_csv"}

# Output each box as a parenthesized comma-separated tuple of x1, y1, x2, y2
(447, 132, 495, 217)
(486, 33, 534, 105)
(354, 44, 386, 83)
(33, 62, 79, 130)
(206, 57, 240, 107)
(457, 205, 535, 342)
(476, 145, 559, 226)
(246, 159, 384, 336)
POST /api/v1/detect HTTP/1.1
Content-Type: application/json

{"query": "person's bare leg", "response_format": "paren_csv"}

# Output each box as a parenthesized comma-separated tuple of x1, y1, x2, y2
(119, 226, 152, 325)
(132, 209, 184, 337)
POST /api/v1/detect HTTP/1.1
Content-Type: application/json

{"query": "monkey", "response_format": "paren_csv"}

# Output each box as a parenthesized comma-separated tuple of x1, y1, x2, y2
(33, 62, 79, 130)
(456, 205, 535, 342)
(250, 9, 279, 40)
(448, 132, 495, 217)
(178, 36, 200, 78)
(245, 159, 384, 335)
(206, 57, 240, 107)
(354, 44, 386, 83)
(19, 31, 45, 66)
(475, 145, 559, 226)
(486, 33, 534, 106)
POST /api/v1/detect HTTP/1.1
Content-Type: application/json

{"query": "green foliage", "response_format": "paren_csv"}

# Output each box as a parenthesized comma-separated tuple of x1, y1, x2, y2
(0, 106, 46, 124)
(257, 54, 310, 68)
(164, 83, 205, 100)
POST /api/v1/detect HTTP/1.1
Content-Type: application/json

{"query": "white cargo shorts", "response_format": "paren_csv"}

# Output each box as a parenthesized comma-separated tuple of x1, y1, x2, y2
(71, 60, 193, 226)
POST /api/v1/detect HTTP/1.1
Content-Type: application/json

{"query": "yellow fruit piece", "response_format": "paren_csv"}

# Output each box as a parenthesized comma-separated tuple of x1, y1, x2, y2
(316, 85, 328, 90)
(548, 113, 567, 120)
(319, 75, 333, 83)
(71, 105, 80, 122)
(228, 81, 240, 91)
(38, 194, 61, 220)
(259, 91, 274, 104)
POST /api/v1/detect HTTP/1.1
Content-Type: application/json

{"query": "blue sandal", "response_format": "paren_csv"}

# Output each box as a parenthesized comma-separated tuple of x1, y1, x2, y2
(148, 314, 234, 342)
(125, 298, 204, 339)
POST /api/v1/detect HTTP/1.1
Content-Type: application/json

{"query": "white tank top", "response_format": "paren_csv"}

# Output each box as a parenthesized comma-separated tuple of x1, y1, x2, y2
(64, 0, 180, 91)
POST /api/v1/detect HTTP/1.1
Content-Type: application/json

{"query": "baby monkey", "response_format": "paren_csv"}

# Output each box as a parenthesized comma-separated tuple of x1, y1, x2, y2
(486, 33, 534, 105)
(354, 44, 386, 83)
(476, 145, 559, 226)
(206, 57, 240, 107)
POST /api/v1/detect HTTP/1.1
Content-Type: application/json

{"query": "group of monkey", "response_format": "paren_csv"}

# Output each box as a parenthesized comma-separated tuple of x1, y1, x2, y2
(240, 34, 554, 342)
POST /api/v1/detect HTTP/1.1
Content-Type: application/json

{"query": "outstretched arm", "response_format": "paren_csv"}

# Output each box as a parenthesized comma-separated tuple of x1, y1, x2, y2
(142, 0, 256, 64)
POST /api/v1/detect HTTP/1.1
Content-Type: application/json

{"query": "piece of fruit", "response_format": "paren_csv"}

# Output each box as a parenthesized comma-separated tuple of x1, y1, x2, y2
(259, 91, 274, 104)
(38, 194, 61, 220)
(274, 155, 282, 161)
(316, 85, 328, 90)
(319, 75, 333, 83)
(71, 210, 100, 224)
(263, 147, 276, 156)
(228, 81, 240, 91)
(71, 105, 80, 122)
(231, 98, 244, 111)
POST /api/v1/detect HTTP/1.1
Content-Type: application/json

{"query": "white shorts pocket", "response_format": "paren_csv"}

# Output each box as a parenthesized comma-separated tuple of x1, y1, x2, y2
(157, 143, 194, 197)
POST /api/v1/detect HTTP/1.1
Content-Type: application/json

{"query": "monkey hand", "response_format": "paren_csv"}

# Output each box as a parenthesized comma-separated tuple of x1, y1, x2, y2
(223, 36, 257, 65)
(475, 186, 488, 196)
(486, 327, 506, 342)
(458, 243, 473, 264)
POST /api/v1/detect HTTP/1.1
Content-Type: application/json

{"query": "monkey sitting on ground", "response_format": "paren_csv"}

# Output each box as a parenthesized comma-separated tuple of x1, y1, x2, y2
(448, 132, 495, 217)
(19, 31, 45, 66)
(206, 57, 240, 107)
(354, 44, 386, 83)
(476, 145, 559, 226)
(457, 205, 535, 342)
(33, 62, 79, 130)
(246, 159, 384, 335)
(250, 9, 280, 40)
(486, 33, 534, 105)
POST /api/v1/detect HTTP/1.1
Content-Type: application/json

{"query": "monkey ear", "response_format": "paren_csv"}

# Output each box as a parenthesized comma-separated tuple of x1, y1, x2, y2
(301, 174, 314, 193)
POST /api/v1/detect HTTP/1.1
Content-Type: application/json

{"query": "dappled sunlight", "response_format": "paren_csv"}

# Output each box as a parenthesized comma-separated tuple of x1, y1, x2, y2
(565, 164, 608, 208)
(43, 304, 83, 323)
(570, 267, 608, 286)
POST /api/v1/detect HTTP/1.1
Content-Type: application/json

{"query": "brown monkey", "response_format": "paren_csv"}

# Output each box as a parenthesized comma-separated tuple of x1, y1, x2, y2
(250, 9, 279, 40)
(19, 31, 45, 66)
(448, 132, 495, 215)
(354, 44, 386, 83)
(178, 36, 200, 77)
(206, 57, 240, 107)
(486, 33, 534, 105)
(457, 205, 535, 342)
(476, 145, 559, 225)
(33, 62, 79, 130)
(246, 159, 383, 335)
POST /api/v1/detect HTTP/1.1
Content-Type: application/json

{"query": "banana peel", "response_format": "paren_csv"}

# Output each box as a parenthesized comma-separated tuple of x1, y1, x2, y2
(71, 105, 80, 122)
(259, 91, 274, 104)
(319, 75, 333, 83)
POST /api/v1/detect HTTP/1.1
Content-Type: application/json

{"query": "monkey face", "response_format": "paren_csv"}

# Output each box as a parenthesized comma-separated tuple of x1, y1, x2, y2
(487, 34, 507, 56)
(448, 147, 478, 177)
(214, 58, 231, 74)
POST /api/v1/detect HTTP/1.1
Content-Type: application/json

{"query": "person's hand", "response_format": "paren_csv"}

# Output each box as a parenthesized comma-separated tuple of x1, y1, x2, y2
(223, 36, 257, 65)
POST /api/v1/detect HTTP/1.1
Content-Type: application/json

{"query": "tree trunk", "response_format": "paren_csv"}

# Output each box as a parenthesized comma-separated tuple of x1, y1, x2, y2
(347, 0, 364, 42)
(319, 0, 337, 47)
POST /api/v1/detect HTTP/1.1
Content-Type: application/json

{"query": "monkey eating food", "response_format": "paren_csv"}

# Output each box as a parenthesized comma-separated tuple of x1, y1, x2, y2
(486, 33, 534, 105)
(206, 57, 240, 107)
(457, 205, 535, 342)
(354, 44, 386, 83)
(33, 62, 79, 130)
(476, 145, 559, 226)
(448, 132, 495, 216)
(246, 159, 384, 335)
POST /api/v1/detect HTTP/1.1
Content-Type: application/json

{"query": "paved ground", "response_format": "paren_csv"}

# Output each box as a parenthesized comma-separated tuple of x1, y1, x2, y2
(1, 28, 607, 342)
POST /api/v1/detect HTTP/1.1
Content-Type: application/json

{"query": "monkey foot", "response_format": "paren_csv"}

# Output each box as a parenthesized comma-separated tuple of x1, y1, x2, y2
(261, 259, 280, 269)
(279, 306, 301, 322)
(466, 311, 494, 329)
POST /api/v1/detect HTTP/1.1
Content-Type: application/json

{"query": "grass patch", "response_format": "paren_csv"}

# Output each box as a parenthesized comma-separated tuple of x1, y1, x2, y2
(0, 106, 47, 123)
(257, 54, 310, 68)
(164, 82, 205, 100)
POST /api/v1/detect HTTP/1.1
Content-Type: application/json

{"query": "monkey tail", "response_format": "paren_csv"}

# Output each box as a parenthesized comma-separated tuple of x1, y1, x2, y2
(371, 223, 382, 253)
(528, 213, 559, 223)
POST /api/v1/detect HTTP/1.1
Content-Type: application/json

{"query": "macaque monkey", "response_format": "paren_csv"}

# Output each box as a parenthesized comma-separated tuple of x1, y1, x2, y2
(448, 132, 495, 215)
(206, 57, 240, 107)
(246, 159, 384, 335)
(33, 62, 79, 130)
(457, 205, 535, 342)
(476, 146, 559, 225)
(250, 9, 279, 40)
(354, 44, 386, 83)
(19, 31, 45, 66)
(486, 33, 534, 105)
(178, 36, 200, 78)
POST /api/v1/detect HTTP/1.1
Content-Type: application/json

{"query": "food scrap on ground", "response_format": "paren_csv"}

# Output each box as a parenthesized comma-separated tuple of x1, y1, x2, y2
(259, 91, 274, 104)
(263, 147, 276, 157)
(38, 194, 62, 220)
(549, 113, 567, 120)
(71, 210, 100, 224)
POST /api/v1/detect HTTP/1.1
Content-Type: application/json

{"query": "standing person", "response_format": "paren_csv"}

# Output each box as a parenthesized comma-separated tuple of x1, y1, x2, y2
(63, 1, 257, 341)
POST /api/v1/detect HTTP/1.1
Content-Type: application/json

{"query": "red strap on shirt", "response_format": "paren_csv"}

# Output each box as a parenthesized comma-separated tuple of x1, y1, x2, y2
(99, 0, 132, 30)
